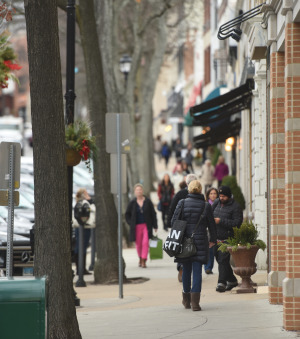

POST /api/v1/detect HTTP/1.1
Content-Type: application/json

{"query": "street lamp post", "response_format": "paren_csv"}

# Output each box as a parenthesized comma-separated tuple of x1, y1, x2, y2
(119, 55, 132, 85)
(65, 0, 80, 306)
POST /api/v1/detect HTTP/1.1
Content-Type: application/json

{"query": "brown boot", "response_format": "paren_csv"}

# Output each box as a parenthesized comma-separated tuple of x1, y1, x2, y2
(182, 292, 191, 309)
(139, 257, 142, 267)
(141, 259, 147, 268)
(191, 292, 201, 311)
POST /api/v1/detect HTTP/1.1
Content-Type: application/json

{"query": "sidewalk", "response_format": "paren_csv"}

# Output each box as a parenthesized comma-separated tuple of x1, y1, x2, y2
(76, 240, 297, 339)
(75, 224, 298, 339)
(74, 156, 299, 338)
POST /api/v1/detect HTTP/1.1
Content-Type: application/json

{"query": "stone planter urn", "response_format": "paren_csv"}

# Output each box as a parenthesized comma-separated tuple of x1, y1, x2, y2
(228, 245, 259, 293)
(66, 149, 82, 167)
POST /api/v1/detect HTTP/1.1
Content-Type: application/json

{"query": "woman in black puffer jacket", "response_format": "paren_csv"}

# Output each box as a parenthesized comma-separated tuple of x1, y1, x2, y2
(171, 180, 217, 311)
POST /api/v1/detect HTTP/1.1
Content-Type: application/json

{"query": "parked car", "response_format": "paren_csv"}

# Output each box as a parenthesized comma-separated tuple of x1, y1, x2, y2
(0, 230, 34, 276)
(0, 192, 35, 224)
(0, 213, 33, 238)
(0, 115, 25, 155)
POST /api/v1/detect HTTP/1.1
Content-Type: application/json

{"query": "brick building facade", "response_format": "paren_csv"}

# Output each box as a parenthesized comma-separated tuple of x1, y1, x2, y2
(247, 0, 300, 331)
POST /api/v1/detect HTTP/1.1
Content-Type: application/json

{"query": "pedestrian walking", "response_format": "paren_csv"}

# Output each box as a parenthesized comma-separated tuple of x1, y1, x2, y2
(181, 160, 191, 176)
(172, 180, 217, 311)
(184, 141, 194, 172)
(201, 159, 215, 193)
(212, 185, 243, 292)
(172, 158, 183, 175)
(174, 137, 182, 160)
(204, 187, 219, 274)
(154, 135, 162, 161)
(125, 184, 158, 268)
(73, 188, 95, 275)
(161, 141, 171, 169)
(214, 155, 229, 187)
(166, 174, 198, 282)
(157, 174, 174, 231)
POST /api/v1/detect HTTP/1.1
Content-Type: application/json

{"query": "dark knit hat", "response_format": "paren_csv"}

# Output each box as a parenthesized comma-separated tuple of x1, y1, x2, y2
(219, 185, 232, 198)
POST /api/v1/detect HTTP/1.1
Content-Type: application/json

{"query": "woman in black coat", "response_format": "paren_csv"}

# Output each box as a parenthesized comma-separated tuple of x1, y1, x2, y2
(125, 184, 158, 268)
(171, 180, 216, 311)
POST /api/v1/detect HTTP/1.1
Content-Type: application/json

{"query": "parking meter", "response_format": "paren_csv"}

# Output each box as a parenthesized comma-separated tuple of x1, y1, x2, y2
(74, 200, 90, 225)
(74, 200, 90, 287)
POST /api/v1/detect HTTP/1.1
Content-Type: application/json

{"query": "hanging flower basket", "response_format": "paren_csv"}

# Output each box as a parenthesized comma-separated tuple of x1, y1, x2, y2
(0, 34, 22, 89)
(65, 120, 98, 171)
(66, 149, 82, 167)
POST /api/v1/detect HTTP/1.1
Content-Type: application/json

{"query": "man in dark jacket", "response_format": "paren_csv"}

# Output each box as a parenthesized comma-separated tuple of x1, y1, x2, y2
(212, 185, 243, 292)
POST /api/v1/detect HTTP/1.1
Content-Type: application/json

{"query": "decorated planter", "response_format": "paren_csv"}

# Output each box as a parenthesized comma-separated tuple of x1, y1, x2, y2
(66, 149, 82, 167)
(228, 245, 259, 293)
(65, 120, 98, 172)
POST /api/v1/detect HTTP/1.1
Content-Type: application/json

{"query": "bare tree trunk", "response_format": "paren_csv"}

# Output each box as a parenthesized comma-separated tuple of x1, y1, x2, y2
(136, 16, 167, 194)
(77, 0, 119, 283)
(24, 1, 81, 338)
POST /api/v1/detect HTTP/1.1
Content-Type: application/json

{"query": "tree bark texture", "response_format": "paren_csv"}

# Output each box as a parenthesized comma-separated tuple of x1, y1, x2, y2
(136, 16, 167, 192)
(24, 0, 81, 338)
(77, 0, 119, 284)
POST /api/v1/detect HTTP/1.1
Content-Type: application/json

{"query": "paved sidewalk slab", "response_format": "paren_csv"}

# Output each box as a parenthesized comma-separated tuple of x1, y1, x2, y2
(76, 245, 298, 339)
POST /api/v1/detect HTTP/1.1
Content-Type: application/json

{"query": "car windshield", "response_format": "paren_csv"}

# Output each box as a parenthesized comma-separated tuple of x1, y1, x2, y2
(0, 216, 6, 226)
(16, 192, 34, 209)
(20, 189, 34, 204)
(0, 124, 20, 130)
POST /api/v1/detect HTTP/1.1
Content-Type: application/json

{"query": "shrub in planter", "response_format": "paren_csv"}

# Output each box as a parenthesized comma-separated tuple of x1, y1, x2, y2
(218, 220, 266, 253)
(218, 220, 266, 293)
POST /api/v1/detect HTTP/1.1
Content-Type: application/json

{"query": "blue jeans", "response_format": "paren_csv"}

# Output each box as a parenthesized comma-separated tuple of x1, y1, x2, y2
(182, 261, 203, 293)
(204, 246, 215, 271)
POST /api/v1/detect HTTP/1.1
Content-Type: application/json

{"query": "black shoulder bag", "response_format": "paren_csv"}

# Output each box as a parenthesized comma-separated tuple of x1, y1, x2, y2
(176, 203, 208, 259)
(163, 201, 186, 257)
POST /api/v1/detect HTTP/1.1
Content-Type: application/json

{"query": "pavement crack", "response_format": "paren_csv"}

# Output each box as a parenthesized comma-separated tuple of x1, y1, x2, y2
(158, 316, 208, 338)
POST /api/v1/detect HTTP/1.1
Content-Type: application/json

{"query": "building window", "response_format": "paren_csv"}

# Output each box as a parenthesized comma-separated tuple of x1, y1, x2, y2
(204, 0, 210, 33)
(204, 47, 211, 85)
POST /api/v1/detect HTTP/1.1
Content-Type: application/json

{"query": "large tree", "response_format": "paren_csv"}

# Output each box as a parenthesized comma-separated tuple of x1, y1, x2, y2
(56, 0, 194, 284)
(76, 0, 119, 284)
(24, 1, 81, 338)
(76, 0, 172, 283)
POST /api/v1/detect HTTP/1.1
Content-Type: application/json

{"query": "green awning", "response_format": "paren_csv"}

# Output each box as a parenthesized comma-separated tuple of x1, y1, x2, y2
(184, 110, 193, 126)
(184, 85, 227, 127)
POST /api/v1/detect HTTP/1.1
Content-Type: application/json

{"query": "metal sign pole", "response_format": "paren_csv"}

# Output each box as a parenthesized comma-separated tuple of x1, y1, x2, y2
(6, 144, 15, 279)
(117, 114, 123, 298)
(89, 228, 96, 271)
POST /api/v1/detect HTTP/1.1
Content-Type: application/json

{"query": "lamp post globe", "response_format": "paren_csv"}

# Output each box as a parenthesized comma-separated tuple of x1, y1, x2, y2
(119, 54, 132, 84)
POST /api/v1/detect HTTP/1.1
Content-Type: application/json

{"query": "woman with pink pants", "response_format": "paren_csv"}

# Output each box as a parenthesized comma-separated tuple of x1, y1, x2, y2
(125, 184, 158, 268)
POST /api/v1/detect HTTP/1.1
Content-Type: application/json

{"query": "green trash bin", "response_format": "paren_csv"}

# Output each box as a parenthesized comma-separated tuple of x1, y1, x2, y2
(0, 277, 47, 339)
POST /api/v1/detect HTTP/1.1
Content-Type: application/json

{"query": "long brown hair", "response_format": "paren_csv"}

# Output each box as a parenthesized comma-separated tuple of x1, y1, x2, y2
(205, 187, 219, 202)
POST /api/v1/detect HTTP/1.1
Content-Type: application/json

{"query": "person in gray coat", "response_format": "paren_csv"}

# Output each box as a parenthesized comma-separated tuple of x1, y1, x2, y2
(212, 185, 243, 292)
(171, 180, 216, 311)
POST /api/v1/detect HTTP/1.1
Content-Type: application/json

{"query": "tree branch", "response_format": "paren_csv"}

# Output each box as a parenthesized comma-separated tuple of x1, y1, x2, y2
(138, 0, 173, 37)
(166, 0, 195, 28)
